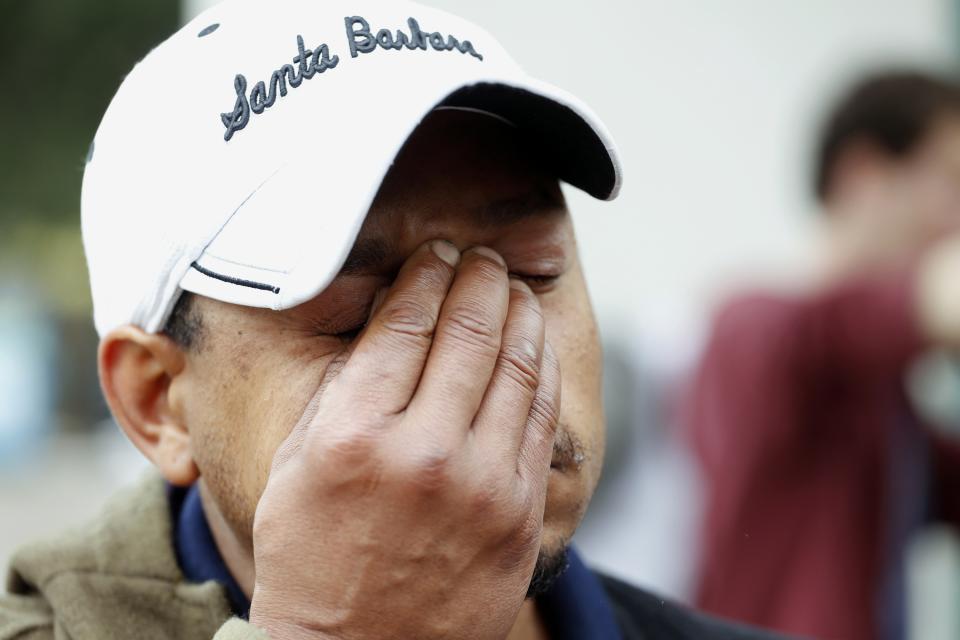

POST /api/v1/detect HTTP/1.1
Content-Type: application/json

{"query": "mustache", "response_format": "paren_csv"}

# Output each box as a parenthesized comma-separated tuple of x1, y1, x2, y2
(550, 427, 586, 471)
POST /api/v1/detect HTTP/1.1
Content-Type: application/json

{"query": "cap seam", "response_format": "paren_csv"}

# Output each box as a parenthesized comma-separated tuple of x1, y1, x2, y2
(189, 262, 280, 294)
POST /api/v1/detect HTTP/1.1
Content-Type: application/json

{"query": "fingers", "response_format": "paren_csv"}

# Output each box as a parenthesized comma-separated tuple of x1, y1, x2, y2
(340, 240, 459, 414)
(472, 279, 545, 459)
(516, 341, 561, 496)
(405, 247, 511, 438)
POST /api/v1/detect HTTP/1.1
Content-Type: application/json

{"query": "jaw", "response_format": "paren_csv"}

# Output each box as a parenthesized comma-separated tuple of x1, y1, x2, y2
(540, 467, 592, 553)
(527, 543, 571, 599)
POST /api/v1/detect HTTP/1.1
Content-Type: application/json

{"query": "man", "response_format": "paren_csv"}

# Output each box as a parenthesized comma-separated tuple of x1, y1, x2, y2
(1, 1, 782, 639)
(687, 71, 960, 640)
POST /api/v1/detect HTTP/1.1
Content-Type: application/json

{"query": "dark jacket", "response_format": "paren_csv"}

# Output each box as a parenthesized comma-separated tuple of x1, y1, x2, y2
(600, 574, 793, 639)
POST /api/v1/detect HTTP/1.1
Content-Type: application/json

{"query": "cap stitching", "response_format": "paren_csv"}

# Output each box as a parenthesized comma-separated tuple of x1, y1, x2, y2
(189, 262, 280, 294)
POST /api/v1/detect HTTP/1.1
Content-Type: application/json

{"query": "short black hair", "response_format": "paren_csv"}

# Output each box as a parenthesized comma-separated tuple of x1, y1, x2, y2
(814, 70, 960, 201)
(161, 291, 204, 351)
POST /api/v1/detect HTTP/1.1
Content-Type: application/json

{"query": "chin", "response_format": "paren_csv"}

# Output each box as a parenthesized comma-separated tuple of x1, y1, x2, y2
(530, 484, 589, 593)
(538, 524, 571, 559)
(527, 545, 569, 600)
(526, 475, 594, 598)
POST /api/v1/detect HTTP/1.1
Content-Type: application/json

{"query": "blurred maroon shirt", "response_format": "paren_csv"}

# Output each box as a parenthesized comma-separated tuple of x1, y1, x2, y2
(685, 270, 960, 640)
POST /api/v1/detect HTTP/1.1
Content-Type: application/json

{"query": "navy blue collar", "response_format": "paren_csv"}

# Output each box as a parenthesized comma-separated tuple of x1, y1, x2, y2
(170, 482, 251, 618)
(538, 546, 623, 640)
(170, 482, 621, 639)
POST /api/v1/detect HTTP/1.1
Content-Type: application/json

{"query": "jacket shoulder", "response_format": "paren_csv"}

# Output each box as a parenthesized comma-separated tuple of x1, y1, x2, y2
(597, 573, 795, 640)
(4, 471, 233, 640)
(0, 591, 53, 639)
(8, 470, 183, 589)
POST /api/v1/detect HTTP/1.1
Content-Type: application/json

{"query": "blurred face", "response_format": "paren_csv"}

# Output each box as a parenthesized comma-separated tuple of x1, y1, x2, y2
(902, 115, 960, 237)
(865, 114, 960, 254)
(170, 110, 605, 569)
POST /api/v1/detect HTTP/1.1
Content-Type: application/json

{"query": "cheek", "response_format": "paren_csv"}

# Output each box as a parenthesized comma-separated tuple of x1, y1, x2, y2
(245, 367, 322, 494)
(541, 271, 605, 479)
(916, 172, 960, 222)
(185, 338, 343, 533)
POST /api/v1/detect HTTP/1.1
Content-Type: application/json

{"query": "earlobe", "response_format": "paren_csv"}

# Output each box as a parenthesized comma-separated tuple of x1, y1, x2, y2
(98, 325, 199, 487)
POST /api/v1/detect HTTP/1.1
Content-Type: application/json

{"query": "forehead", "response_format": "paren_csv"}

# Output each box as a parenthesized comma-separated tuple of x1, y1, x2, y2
(361, 109, 566, 233)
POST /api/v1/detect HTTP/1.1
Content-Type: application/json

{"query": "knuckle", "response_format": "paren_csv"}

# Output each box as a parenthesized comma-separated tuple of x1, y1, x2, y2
(528, 391, 560, 434)
(418, 256, 457, 281)
(442, 306, 500, 353)
(494, 499, 543, 571)
(318, 428, 379, 467)
(468, 477, 510, 516)
(380, 298, 437, 340)
(481, 482, 524, 527)
(405, 446, 456, 492)
(504, 488, 545, 537)
(515, 508, 544, 547)
(497, 337, 541, 393)
(471, 258, 506, 282)
(306, 428, 390, 495)
(404, 258, 455, 296)
(468, 485, 498, 516)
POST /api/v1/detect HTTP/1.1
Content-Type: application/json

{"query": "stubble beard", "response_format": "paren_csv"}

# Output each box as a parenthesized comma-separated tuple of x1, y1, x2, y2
(526, 545, 571, 599)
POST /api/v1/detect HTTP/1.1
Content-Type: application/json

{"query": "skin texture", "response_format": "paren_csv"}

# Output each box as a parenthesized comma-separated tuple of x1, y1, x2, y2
(98, 110, 605, 639)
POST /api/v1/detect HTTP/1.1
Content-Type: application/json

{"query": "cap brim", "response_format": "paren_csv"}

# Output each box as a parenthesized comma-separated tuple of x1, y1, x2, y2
(439, 80, 621, 201)
(179, 78, 621, 312)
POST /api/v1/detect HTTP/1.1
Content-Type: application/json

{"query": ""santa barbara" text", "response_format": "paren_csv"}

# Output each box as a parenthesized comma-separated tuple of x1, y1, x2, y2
(220, 15, 484, 141)
(345, 16, 483, 61)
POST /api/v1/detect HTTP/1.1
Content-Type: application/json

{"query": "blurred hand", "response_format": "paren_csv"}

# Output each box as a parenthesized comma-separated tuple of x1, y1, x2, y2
(248, 240, 561, 640)
(919, 233, 960, 350)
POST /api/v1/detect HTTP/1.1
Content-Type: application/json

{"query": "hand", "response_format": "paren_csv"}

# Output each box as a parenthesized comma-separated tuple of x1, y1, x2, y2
(248, 240, 561, 640)
(918, 233, 960, 349)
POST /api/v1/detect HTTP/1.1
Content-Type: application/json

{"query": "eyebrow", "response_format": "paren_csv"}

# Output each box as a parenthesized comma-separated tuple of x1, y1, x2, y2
(337, 187, 565, 277)
(472, 187, 565, 228)
(337, 237, 392, 276)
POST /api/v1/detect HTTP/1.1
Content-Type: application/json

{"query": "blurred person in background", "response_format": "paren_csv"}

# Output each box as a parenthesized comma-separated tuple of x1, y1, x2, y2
(686, 70, 960, 640)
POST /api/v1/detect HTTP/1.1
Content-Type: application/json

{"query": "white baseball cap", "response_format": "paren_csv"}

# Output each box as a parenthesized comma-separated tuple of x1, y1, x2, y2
(81, 0, 622, 337)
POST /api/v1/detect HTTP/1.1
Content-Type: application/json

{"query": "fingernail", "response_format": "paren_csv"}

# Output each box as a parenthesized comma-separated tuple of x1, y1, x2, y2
(468, 245, 506, 267)
(431, 240, 460, 267)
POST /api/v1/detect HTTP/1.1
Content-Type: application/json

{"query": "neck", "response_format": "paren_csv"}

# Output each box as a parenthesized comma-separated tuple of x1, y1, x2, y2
(199, 481, 550, 640)
(198, 480, 257, 597)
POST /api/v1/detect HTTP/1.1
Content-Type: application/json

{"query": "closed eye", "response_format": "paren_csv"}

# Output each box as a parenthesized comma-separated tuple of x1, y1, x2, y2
(318, 271, 557, 344)
(333, 323, 366, 343)
(509, 272, 561, 292)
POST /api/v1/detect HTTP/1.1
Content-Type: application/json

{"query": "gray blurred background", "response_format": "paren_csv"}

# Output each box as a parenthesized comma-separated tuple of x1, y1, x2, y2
(3, 1, 960, 638)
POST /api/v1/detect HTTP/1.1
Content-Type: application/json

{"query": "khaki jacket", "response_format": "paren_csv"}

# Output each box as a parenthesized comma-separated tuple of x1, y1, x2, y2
(1, 471, 788, 640)
(1, 472, 266, 640)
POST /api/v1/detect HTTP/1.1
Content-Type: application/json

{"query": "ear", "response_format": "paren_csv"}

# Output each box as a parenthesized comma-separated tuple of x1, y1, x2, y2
(98, 325, 199, 487)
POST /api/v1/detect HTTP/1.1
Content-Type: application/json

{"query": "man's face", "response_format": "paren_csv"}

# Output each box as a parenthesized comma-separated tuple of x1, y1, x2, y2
(170, 110, 605, 569)
(882, 114, 960, 251)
